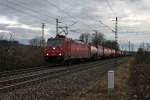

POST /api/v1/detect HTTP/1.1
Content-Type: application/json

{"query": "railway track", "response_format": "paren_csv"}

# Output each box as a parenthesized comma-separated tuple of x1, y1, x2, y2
(0, 64, 60, 78)
(0, 60, 98, 78)
(0, 57, 128, 93)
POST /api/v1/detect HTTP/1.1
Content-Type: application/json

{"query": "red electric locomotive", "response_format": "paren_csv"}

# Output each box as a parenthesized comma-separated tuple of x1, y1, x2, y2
(44, 35, 90, 62)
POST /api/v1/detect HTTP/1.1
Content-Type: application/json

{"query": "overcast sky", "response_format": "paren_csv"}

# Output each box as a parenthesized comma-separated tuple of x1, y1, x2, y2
(0, 0, 150, 50)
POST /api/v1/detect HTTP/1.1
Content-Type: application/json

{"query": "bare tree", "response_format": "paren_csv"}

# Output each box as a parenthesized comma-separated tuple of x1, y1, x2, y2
(91, 31, 105, 47)
(9, 32, 15, 41)
(103, 40, 119, 50)
(79, 33, 90, 44)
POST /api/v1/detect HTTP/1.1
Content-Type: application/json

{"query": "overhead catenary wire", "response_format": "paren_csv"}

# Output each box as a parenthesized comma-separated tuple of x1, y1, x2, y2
(0, 1, 57, 39)
(70, 1, 116, 34)
(8, 0, 97, 34)
(9, 0, 56, 20)
(0, 0, 148, 48)
(104, 0, 116, 16)
(0, 1, 54, 25)
(48, 0, 116, 35)
(51, 0, 115, 33)
(3, 0, 139, 36)
(99, 20, 115, 32)
(64, 0, 116, 33)
(1, 1, 53, 24)
(5, 0, 115, 34)
(46, 0, 96, 31)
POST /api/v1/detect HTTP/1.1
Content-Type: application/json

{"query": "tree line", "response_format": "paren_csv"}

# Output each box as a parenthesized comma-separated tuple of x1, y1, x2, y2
(79, 31, 119, 50)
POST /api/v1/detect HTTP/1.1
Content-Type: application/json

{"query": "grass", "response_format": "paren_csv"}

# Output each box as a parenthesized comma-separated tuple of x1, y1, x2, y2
(65, 58, 133, 100)
(128, 50, 150, 99)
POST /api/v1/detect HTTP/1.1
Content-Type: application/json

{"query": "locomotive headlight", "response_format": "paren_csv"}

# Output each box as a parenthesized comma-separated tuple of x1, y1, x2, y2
(53, 47, 56, 50)
(46, 53, 49, 56)
(58, 53, 62, 56)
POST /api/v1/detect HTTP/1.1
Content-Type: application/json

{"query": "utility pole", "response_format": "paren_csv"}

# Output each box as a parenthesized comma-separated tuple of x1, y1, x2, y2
(42, 23, 45, 47)
(129, 41, 130, 56)
(143, 42, 145, 49)
(65, 26, 68, 36)
(56, 18, 61, 36)
(58, 26, 69, 36)
(111, 17, 118, 67)
(56, 18, 59, 35)
(131, 43, 134, 53)
(112, 17, 118, 58)
(115, 17, 118, 57)
(57, 21, 76, 36)
(114, 17, 118, 67)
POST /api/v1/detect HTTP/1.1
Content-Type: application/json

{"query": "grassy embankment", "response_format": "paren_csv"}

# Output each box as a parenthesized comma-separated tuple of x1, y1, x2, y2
(128, 49, 150, 100)
(65, 58, 133, 100)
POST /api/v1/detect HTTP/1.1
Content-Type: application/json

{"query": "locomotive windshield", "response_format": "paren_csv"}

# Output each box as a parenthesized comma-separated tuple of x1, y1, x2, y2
(47, 39, 63, 47)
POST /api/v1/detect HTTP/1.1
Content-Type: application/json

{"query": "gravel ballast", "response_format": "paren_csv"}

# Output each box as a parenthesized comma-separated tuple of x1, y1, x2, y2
(0, 58, 128, 100)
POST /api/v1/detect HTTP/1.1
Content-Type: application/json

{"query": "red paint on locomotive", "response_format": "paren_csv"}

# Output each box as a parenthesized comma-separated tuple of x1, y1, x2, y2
(44, 35, 90, 62)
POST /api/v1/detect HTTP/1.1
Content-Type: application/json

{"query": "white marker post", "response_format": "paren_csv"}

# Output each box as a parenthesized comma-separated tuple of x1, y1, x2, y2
(108, 70, 114, 89)
(108, 70, 114, 98)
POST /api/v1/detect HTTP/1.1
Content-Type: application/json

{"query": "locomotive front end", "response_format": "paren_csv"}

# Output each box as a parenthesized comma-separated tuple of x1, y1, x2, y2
(44, 38, 64, 62)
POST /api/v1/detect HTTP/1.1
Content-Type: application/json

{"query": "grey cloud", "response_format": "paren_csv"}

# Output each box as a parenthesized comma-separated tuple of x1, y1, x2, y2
(0, 0, 149, 50)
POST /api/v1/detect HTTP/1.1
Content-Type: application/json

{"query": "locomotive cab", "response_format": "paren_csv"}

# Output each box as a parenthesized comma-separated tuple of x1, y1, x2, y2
(44, 37, 65, 62)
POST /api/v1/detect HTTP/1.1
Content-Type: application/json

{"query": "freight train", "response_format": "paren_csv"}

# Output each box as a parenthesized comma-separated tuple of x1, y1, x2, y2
(44, 35, 128, 62)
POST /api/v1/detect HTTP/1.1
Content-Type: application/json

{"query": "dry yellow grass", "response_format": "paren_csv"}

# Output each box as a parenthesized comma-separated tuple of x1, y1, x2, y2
(65, 58, 133, 100)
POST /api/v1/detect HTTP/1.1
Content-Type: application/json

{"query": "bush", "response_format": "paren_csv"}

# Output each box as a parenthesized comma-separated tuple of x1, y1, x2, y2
(0, 43, 44, 71)
(129, 49, 150, 100)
